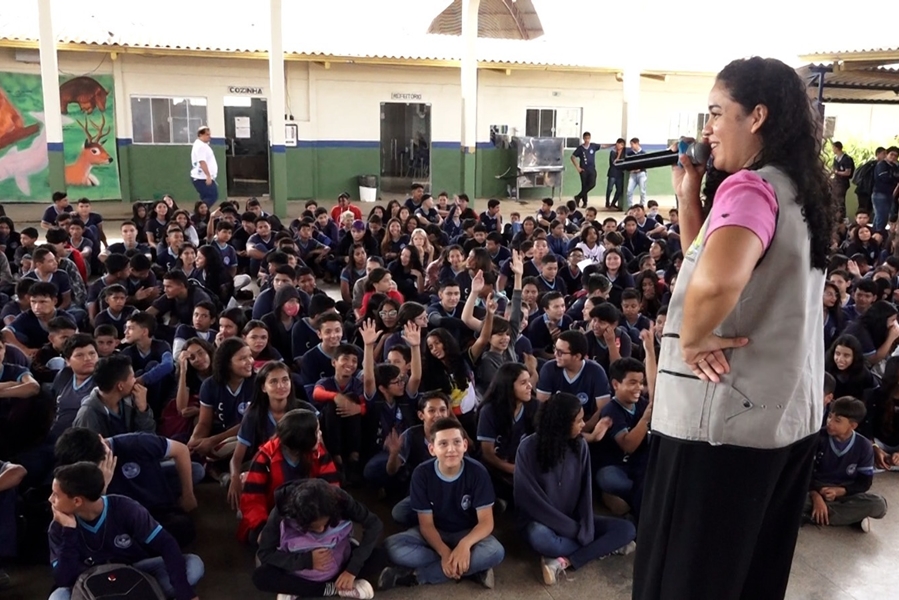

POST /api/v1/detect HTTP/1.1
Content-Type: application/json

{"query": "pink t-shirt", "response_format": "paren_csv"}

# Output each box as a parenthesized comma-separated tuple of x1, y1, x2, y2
(705, 170, 778, 251)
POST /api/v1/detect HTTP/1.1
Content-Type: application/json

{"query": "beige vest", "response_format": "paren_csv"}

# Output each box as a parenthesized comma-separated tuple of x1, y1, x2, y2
(654, 166, 824, 449)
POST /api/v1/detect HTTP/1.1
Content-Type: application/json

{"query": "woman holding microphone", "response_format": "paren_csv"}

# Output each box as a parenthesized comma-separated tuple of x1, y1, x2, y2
(633, 57, 835, 600)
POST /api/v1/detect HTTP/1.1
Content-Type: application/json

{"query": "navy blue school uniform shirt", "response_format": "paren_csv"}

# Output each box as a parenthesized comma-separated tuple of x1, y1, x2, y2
(479, 211, 500, 233)
(199, 377, 255, 434)
(215, 241, 238, 269)
(237, 410, 278, 451)
(398, 425, 431, 474)
(107, 433, 177, 510)
(410, 456, 495, 533)
(488, 245, 511, 269)
(49, 368, 94, 439)
(573, 143, 601, 171)
(119, 340, 174, 387)
(527, 314, 574, 354)
(94, 307, 139, 339)
(173, 324, 216, 345)
(364, 390, 417, 450)
(107, 241, 152, 257)
(49, 495, 195, 600)
(812, 430, 874, 495)
(5, 309, 61, 349)
(291, 318, 321, 364)
(300, 344, 338, 399)
(597, 396, 650, 468)
(536, 359, 610, 418)
(41, 204, 72, 225)
(476, 401, 537, 463)
(155, 246, 179, 271)
(23, 270, 71, 304)
(126, 271, 159, 297)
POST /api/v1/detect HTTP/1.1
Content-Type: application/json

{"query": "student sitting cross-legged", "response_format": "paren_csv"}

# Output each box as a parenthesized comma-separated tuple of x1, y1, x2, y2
(47, 462, 204, 600)
(514, 392, 636, 585)
(253, 478, 385, 600)
(380, 418, 505, 590)
(804, 396, 888, 532)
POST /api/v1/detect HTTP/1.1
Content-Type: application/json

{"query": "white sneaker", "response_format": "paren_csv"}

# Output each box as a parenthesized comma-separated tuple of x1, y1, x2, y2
(860, 517, 871, 533)
(338, 579, 374, 599)
(276, 595, 297, 600)
(541, 557, 567, 585)
(612, 541, 637, 556)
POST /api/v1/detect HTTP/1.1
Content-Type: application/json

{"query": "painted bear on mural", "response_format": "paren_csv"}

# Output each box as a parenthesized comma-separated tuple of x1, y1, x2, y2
(59, 76, 108, 115)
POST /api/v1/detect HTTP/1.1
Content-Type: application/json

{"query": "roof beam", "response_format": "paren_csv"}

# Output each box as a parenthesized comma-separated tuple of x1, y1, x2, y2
(800, 49, 899, 63)
(835, 59, 899, 71)
(497, 0, 530, 41)
(821, 98, 899, 105)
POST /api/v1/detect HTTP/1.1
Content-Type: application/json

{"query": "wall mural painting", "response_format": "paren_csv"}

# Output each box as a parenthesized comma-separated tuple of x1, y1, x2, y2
(0, 72, 121, 202)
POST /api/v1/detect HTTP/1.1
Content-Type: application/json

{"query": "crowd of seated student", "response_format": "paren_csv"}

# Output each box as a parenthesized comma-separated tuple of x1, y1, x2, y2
(0, 191, 894, 598)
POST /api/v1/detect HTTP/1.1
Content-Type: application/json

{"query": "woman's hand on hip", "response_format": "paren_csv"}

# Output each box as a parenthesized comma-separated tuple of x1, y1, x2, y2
(681, 334, 749, 383)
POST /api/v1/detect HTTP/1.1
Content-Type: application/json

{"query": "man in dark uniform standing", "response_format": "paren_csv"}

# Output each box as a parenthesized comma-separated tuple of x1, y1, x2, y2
(831, 141, 855, 220)
(606, 138, 626, 210)
(572, 132, 602, 208)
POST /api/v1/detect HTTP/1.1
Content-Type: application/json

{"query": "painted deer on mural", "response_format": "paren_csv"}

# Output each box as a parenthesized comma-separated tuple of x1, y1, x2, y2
(65, 112, 113, 186)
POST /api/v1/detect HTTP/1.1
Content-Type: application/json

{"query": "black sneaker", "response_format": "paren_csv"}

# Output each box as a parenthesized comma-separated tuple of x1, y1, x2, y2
(378, 566, 417, 589)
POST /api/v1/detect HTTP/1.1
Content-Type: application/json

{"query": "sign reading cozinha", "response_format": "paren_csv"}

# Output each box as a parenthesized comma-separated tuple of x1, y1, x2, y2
(228, 86, 264, 95)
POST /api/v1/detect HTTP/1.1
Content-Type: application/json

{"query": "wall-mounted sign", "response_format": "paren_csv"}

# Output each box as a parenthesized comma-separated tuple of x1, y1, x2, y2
(391, 92, 422, 101)
(228, 86, 264, 95)
(285, 123, 298, 147)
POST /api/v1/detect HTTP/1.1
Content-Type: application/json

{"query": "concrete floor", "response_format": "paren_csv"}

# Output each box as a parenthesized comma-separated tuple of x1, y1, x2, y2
(5, 474, 898, 600)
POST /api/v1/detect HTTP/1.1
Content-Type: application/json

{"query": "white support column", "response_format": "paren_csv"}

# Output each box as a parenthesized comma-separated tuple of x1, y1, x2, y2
(460, 0, 480, 152)
(110, 53, 134, 201)
(621, 65, 641, 141)
(268, 0, 288, 214)
(460, 0, 481, 192)
(269, 0, 286, 149)
(37, 0, 65, 192)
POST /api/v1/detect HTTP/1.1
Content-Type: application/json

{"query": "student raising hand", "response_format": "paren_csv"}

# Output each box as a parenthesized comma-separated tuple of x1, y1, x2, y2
(510, 249, 524, 275)
(470, 269, 485, 295)
(360, 319, 380, 347)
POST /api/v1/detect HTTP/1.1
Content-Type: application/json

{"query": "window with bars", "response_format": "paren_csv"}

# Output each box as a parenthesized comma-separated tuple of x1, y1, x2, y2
(131, 96, 208, 144)
(525, 107, 582, 147)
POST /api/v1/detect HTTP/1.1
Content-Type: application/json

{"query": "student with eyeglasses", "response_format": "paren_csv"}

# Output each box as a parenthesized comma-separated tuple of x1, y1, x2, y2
(535, 330, 611, 445)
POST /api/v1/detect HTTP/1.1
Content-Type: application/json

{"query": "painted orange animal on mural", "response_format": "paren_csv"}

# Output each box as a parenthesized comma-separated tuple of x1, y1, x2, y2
(65, 113, 113, 186)
(0, 86, 39, 151)
(59, 76, 108, 115)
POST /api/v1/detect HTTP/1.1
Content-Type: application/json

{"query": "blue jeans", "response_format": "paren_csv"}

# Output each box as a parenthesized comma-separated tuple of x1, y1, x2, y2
(627, 171, 647, 208)
(391, 496, 417, 528)
(383, 527, 504, 585)
(524, 517, 636, 570)
(48, 553, 205, 599)
(597, 465, 635, 502)
(872, 191, 893, 232)
(192, 178, 219, 207)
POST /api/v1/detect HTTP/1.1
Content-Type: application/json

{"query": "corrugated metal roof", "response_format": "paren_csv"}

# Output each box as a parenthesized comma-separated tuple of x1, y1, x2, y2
(797, 64, 899, 104)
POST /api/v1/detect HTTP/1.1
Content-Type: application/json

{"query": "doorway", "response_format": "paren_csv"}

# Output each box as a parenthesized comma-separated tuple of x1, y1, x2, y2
(380, 102, 431, 194)
(224, 96, 269, 197)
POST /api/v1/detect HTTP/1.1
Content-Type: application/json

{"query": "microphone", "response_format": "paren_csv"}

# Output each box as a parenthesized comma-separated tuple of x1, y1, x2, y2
(615, 141, 711, 171)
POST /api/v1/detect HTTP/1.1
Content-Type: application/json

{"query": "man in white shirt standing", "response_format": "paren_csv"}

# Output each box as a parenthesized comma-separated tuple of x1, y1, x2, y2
(190, 126, 219, 207)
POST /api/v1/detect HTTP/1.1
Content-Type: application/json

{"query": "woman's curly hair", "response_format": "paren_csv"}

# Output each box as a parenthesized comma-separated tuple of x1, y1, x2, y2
(705, 57, 835, 272)
(534, 392, 584, 473)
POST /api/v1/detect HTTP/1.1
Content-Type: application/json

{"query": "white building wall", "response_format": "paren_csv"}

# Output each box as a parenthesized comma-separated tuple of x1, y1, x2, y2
(2, 48, 895, 147)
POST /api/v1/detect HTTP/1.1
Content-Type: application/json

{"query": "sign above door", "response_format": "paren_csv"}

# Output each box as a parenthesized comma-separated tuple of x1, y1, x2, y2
(228, 86, 264, 95)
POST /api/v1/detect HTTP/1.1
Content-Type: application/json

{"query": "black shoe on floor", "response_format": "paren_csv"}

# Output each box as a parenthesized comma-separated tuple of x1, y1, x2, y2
(378, 566, 418, 589)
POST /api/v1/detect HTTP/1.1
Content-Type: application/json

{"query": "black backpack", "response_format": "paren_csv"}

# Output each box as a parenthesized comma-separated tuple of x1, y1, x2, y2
(71, 564, 166, 600)
(852, 159, 877, 195)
